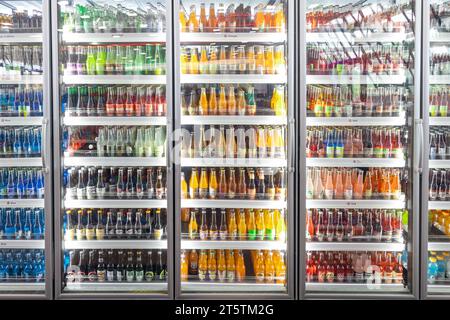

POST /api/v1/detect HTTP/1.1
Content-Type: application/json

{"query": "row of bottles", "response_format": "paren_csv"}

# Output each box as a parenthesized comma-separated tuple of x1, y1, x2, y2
(0, 168, 45, 199)
(181, 45, 285, 75)
(0, 250, 45, 281)
(307, 44, 408, 76)
(0, 45, 43, 75)
(61, 3, 166, 34)
(180, 3, 285, 33)
(0, 208, 44, 240)
(429, 128, 450, 159)
(64, 208, 165, 241)
(181, 85, 285, 116)
(181, 125, 285, 159)
(0, 86, 43, 117)
(430, 52, 450, 76)
(307, 85, 407, 118)
(429, 210, 450, 237)
(64, 44, 166, 76)
(66, 249, 167, 283)
(184, 208, 286, 242)
(0, 127, 42, 158)
(429, 169, 450, 201)
(429, 86, 450, 117)
(306, 209, 404, 243)
(0, 10, 42, 33)
(306, 168, 404, 200)
(64, 85, 166, 117)
(181, 167, 286, 201)
(306, 127, 404, 159)
(431, 3, 450, 32)
(306, 251, 405, 284)
(428, 251, 450, 284)
(65, 166, 166, 200)
(181, 249, 286, 284)
(66, 126, 166, 158)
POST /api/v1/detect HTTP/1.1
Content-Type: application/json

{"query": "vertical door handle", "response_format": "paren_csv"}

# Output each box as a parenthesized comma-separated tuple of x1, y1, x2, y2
(288, 118, 295, 173)
(415, 119, 424, 174)
(41, 118, 49, 174)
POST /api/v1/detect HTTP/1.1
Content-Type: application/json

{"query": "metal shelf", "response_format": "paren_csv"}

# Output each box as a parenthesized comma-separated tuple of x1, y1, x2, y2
(428, 284, 450, 294)
(64, 240, 167, 250)
(181, 199, 287, 209)
(63, 116, 167, 126)
(428, 242, 450, 251)
(181, 158, 287, 168)
(64, 199, 167, 209)
(306, 74, 406, 85)
(306, 199, 406, 209)
(64, 282, 167, 292)
(182, 281, 286, 293)
(0, 75, 43, 85)
(180, 115, 287, 126)
(181, 240, 286, 250)
(306, 32, 409, 43)
(430, 32, 450, 43)
(306, 242, 405, 252)
(0, 33, 42, 43)
(0, 117, 44, 126)
(63, 156, 166, 167)
(0, 158, 42, 167)
(0, 240, 45, 249)
(62, 75, 166, 85)
(0, 282, 45, 292)
(429, 117, 450, 126)
(62, 32, 166, 43)
(306, 158, 405, 168)
(306, 282, 408, 293)
(0, 199, 44, 208)
(429, 75, 450, 85)
(180, 32, 286, 43)
(306, 116, 406, 127)
(429, 202, 450, 210)
(429, 160, 450, 168)
(180, 74, 287, 84)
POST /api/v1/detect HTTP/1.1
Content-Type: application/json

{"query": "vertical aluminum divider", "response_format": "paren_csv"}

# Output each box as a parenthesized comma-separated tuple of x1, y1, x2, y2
(286, 0, 296, 301)
(50, 0, 63, 299)
(411, 0, 423, 300)
(166, 0, 174, 300)
(42, 0, 53, 300)
(421, 1, 432, 300)
(298, 0, 307, 301)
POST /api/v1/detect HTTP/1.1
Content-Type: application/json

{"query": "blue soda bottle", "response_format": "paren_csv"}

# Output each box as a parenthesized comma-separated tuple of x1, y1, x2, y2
(33, 211, 42, 240)
(13, 128, 22, 158)
(32, 128, 41, 156)
(15, 252, 22, 278)
(0, 129, 5, 157)
(16, 170, 25, 199)
(22, 129, 31, 157)
(23, 252, 33, 281)
(13, 88, 21, 117)
(326, 129, 335, 158)
(39, 209, 45, 234)
(5, 252, 13, 279)
(25, 170, 35, 199)
(14, 210, 22, 240)
(0, 209, 4, 239)
(31, 88, 41, 117)
(36, 170, 44, 199)
(23, 89, 31, 117)
(7, 89, 14, 116)
(0, 171, 6, 199)
(4, 210, 14, 240)
(6, 170, 16, 199)
(23, 209, 32, 240)
(428, 256, 438, 284)
(34, 251, 44, 281)
(0, 252, 5, 281)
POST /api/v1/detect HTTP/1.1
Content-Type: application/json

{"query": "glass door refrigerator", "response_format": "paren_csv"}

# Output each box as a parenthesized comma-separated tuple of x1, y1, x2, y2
(0, 0, 52, 299)
(52, 0, 173, 298)
(422, 0, 450, 299)
(174, 0, 295, 299)
(299, 0, 420, 298)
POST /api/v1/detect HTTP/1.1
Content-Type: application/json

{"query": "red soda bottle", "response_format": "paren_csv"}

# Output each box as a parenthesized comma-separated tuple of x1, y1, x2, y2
(125, 87, 135, 116)
(105, 87, 116, 116)
(115, 87, 125, 116)
(145, 86, 154, 116)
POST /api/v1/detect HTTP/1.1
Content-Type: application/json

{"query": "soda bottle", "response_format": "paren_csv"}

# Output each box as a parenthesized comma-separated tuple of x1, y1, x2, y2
(226, 250, 235, 282)
(189, 48, 199, 74)
(96, 46, 106, 75)
(228, 210, 237, 240)
(219, 45, 227, 74)
(199, 46, 209, 75)
(199, 87, 208, 115)
(209, 47, 218, 75)
(217, 250, 226, 281)
(187, 5, 199, 32)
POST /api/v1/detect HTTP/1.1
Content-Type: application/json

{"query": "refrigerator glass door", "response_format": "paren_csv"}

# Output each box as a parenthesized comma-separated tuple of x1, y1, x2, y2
(54, 0, 171, 297)
(426, 0, 450, 298)
(175, 0, 293, 298)
(302, 0, 416, 297)
(0, 0, 51, 298)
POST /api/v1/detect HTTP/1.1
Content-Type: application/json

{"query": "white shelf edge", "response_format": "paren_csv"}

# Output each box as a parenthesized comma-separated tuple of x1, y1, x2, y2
(429, 75, 450, 85)
(0, 33, 43, 43)
(430, 32, 450, 43)
(64, 199, 167, 209)
(0, 75, 43, 84)
(62, 75, 166, 85)
(181, 199, 287, 209)
(306, 158, 405, 168)
(64, 240, 167, 250)
(63, 116, 167, 126)
(63, 157, 166, 167)
(180, 32, 286, 43)
(64, 282, 167, 292)
(429, 117, 450, 126)
(306, 32, 408, 43)
(180, 158, 287, 168)
(0, 199, 45, 208)
(428, 242, 450, 251)
(62, 32, 166, 43)
(0, 158, 43, 167)
(181, 240, 286, 250)
(429, 160, 450, 168)
(428, 201, 450, 210)
(306, 74, 406, 85)
(180, 74, 287, 84)
(0, 240, 45, 249)
(306, 116, 406, 126)
(428, 284, 450, 294)
(180, 115, 287, 126)
(0, 282, 45, 292)
(306, 199, 406, 209)
(182, 281, 286, 293)
(305, 241, 404, 252)
(306, 282, 408, 292)
(0, 117, 43, 126)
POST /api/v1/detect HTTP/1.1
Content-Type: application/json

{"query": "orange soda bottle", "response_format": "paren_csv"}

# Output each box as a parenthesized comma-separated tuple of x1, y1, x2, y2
(188, 209, 198, 240)
(218, 86, 227, 115)
(265, 251, 275, 283)
(235, 250, 246, 282)
(181, 250, 189, 281)
(199, 46, 209, 75)
(189, 48, 199, 74)
(209, 168, 218, 199)
(209, 87, 218, 115)
(228, 210, 238, 240)
(227, 86, 237, 115)
(187, 5, 199, 32)
(199, 3, 208, 32)
(180, 48, 189, 74)
(238, 209, 247, 240)
(265, 46, 275, 74)
(255, 250, 265, 283)
(199, 87, 208, 115)
(198, 250, 208, 281)
(199, 168, 209, 199)
(180, 172, 188, 199)
(255, 45, 265, 74)
(208, 250, 217, 281)
(217, 249, 227, 282)
(189, 168, 199, 199)
(226, 250, 236, 282)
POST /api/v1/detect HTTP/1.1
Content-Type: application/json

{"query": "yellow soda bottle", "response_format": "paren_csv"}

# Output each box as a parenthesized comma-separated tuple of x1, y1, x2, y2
(180, 48, 189, 74)
(255, 250, 265, 283)
(217, 250, 227, 282)
(199, 87, 208, 115)
(226, 250, 236, 282)
(188, 209, 198, 240)
(209, 87, 218, 115)
(218, 86, 227, 115)
(238, 209, 247, 240)
(228, 210, 238, 240)
(199, 168, 209, 199)
(198, 250, 208, 281)
(209, 168, 218, 199)
(189, 168, 199, 199)
(235, 250, 246, 282)
(181, 172, 188, 199)
(265, 251, 275, 283)
(181, 250, 189, 281)
(208, 250, 217, 281)
(256, 209, 265, 240)
(189, 48, 199, 74)
(276, 210, 286, 242)
(199, 46, 209, 75)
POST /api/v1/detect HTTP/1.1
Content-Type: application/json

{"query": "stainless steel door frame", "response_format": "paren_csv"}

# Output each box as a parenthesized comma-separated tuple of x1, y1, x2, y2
(51, 0, 173, 300)
(298, 0, 421, 300)
(173, 0, 296, 300)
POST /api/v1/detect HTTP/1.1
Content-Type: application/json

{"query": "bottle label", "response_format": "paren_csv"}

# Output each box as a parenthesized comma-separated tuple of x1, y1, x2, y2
(85, 229, 95, 240)
(373, 147, 383, 158)
(86, 186, 96, 200)
(324, 189, 334, 200)
(227, 271, 235, 282)
(219, 231, 228, 240)
(76, 229, 85, 240)
(209, 230, 218, 240)
(88, 271, 97, 282)
(126, 271, 135, 282)
(430, 105, 438, 116)
(344, 189, 353, 200)
(97, 270, 106, 282)
(145, 271, 154, 281)
(135, 271, 144, 282)
(335, 146, 344, 158)
(199, 230, 208, 240)
(153, 228, 163, 240)
(116, 271, 124, 282)
(265, 229, 275, 240)
(198, 269, 207, 281)
(209, 188, 217, 199)
(248, 229, 256, 241)
(106, 270, 115, 281)
(199, 188, 208, 199)
(218, 270, 226, 281)
(230, 231, 237, 240)
(257, 229, 265, 240)
(208, 270, 216, 281)
(256, 272, 265, 282)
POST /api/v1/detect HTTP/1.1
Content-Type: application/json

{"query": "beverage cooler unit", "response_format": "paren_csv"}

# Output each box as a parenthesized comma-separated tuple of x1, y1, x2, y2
(174, 0, 295, 298)
(299, 0, 420, 298)
(52, 0, 173, 298)
(423, 0, 450, 299)
(0, 0, 52, 299)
